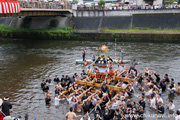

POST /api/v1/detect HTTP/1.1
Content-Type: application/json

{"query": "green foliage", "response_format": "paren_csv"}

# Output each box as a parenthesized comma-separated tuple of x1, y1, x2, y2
(72, 0, 78, 4)
(103, 27, 180, 33)
(167, 0, 176, 4)
(98, 0, 105, 6)
(179, 0, 180, 3)
(0, 24, 72, 33)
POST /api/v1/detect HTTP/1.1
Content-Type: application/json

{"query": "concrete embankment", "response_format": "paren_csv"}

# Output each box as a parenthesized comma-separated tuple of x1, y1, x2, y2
(1, 13, 180, 29)
(0, 12, 180, 42)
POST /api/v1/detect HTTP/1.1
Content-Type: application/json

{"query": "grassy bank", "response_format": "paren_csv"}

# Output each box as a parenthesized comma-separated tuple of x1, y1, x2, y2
(75, 28, 180, 34)
(0, 24, 75, 40)
(0, 24, 73, 33)
(0, 24, 180, 42)
(101, 28, 180, 34)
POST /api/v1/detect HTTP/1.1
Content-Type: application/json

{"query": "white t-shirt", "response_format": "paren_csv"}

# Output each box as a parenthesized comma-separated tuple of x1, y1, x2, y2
(55, 97, 60, 106)
(175, 115, 180, 120)
(169, 103, 175, 111)
(145, 89, 152, 96)
(119, 66, 124, 72)
(124, 92, 128, 97)
(111, 100, 120, 110)
(150, 98, 156, 109)
(156, 97, 163, 104)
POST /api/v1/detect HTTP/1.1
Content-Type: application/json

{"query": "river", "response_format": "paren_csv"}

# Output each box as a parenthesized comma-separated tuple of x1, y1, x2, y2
(0, 40, 180, 120)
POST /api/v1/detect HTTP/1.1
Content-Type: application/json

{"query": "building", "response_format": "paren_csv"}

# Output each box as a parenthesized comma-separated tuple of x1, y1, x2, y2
(136, 0, 163, 5)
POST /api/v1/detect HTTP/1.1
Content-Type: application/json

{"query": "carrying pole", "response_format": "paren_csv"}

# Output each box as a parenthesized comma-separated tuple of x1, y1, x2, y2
(115, 38, 117, 59)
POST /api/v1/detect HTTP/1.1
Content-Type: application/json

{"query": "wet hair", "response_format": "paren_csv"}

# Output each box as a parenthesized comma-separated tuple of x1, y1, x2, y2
(151, 94, 154, 98)
(70, 107, 73, 112)
(177, 110, 180, 115)
(169, 86, 173, 89)
(165, 74, 168, 76)
(171, 78, 174, 81)
(178, 82, 180, 85)
(149, 85, 153, 89)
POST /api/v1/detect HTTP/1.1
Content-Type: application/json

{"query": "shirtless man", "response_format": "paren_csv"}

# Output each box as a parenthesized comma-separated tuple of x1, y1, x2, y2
(65, 107, 81, 120)
(177, 82, 180, 93)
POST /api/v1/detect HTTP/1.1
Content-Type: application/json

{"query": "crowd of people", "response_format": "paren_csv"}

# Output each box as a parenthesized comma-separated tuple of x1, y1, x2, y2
(1, 54, 180, 120)
(77, 3, 180, 11)
(40, 57, 180, 120)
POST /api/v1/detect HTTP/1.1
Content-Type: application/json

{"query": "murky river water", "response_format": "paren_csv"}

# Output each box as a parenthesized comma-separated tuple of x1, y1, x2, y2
(0, 40, 180, 120)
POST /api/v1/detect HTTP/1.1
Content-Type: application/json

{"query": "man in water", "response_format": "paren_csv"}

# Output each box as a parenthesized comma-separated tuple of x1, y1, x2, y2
(24, 114, 30, 120)
(120, 49, 125, 63)
(92, 54, 96, 61)
(82, 49, 86, 61)
(54, 75, 60, 82)
(128, 59, 139, 75)
(156, 101, 165, 114)
(65, 107, 81, 120)
(45, 94, 53, 104)
(176, 82, 180, 93)
(1, 97, 12, 116)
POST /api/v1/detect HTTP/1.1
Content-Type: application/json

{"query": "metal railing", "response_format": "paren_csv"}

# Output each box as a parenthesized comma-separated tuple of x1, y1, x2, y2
(19, 1, 72, 9)
(76, 5, 180, 11)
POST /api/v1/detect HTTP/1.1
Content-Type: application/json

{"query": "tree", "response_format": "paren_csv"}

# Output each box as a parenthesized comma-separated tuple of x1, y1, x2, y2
(72, 0, 78, 4)
(98, 0, 105, 7)
(179, 0, 180, 3)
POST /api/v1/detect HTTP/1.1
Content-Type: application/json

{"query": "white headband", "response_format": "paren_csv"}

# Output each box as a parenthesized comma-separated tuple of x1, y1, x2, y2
(4, 97, 9, 101)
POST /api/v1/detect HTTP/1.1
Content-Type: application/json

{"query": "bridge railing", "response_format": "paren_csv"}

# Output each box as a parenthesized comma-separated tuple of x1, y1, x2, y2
(19, 1, 72, 9)
(76, 5, 180, 11)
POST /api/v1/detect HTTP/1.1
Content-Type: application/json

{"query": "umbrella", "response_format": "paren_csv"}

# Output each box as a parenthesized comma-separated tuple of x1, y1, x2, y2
(129, 1, 133, 4)
(115, 4, 119, 6)
(125, 2, 129, 4)
(165, 1, 169, 3)
(173, 2, 178, 4)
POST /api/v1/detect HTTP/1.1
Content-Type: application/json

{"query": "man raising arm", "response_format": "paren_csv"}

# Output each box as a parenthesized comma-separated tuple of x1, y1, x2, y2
(65, 107, 81, 120)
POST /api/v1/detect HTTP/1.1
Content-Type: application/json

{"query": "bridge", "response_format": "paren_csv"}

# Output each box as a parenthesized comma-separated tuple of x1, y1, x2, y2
(0, 1, 73, 17)
(0, 8, 73, 17)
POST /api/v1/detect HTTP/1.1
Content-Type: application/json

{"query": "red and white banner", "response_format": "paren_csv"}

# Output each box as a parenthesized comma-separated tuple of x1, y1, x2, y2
(0, 1, 21, 14)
